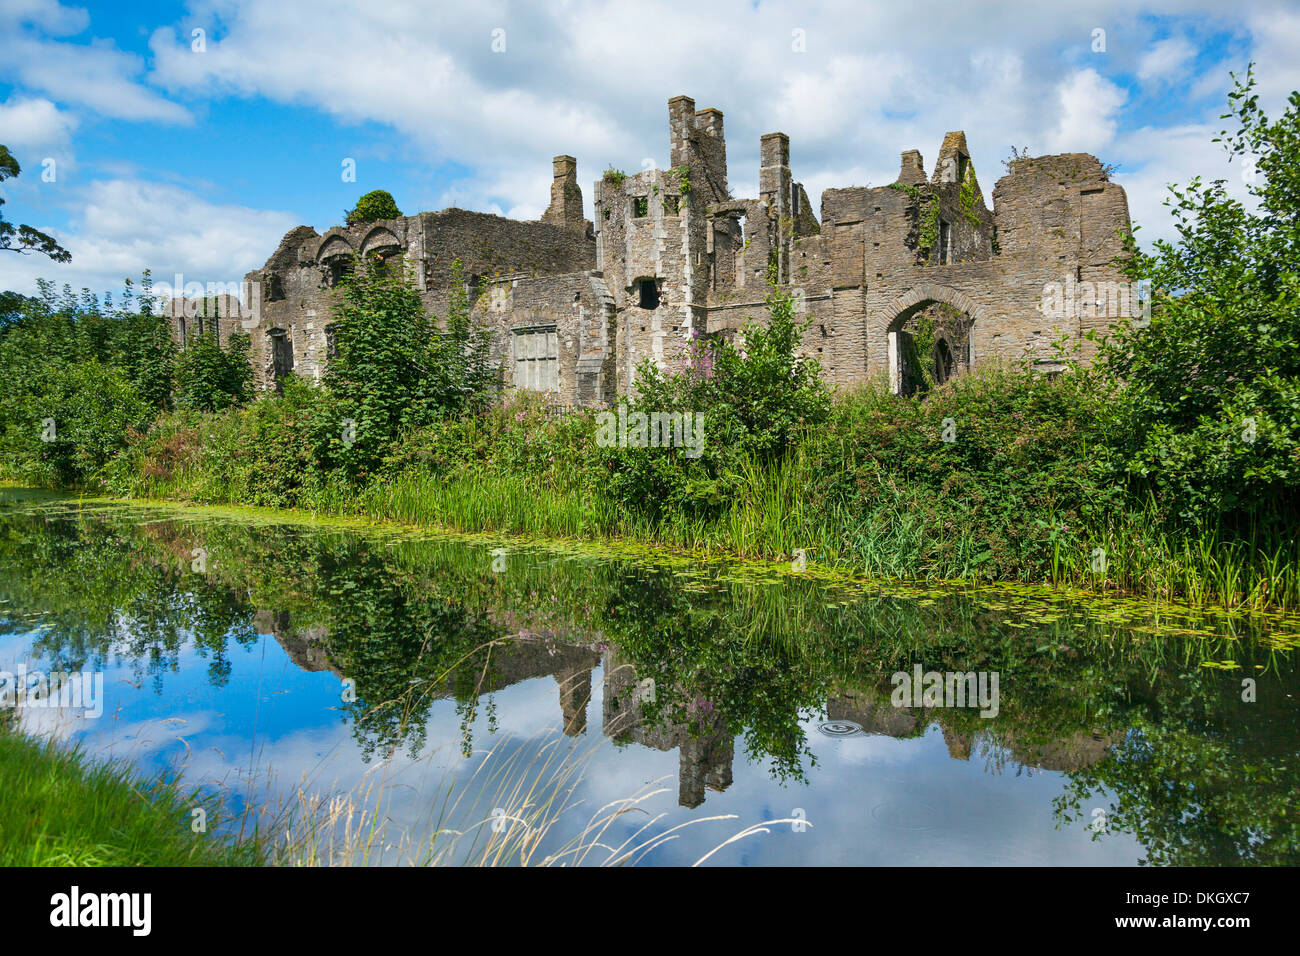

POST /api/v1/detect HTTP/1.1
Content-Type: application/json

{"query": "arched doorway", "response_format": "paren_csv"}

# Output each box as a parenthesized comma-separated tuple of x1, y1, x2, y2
(881, 284, 982, 396)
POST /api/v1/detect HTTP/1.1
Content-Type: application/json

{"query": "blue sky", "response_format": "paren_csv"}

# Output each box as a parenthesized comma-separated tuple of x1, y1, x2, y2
(2, 0, 1297, 297)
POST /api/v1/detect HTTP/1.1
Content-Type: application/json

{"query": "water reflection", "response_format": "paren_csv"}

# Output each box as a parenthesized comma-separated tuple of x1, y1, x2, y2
(1, 490, 1297, 865)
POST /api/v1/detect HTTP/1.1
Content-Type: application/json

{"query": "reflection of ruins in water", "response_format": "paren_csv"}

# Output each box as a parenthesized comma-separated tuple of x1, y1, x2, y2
(258, 611, 1120, 808)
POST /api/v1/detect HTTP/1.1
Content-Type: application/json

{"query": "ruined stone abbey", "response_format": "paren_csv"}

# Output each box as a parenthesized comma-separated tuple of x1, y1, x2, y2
(170, 94, 1133, 402)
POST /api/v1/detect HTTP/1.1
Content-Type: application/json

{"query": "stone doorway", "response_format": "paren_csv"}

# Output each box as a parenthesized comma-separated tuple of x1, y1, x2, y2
(886, 300, 972, 396)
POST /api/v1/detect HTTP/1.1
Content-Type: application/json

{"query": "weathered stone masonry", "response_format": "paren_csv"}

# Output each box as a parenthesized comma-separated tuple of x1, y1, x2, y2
(170, 95, 1132, 404)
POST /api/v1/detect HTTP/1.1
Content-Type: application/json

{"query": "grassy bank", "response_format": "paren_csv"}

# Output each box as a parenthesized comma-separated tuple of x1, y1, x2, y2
(0, 729, 260, 866)
(100, 366, 1300, 611)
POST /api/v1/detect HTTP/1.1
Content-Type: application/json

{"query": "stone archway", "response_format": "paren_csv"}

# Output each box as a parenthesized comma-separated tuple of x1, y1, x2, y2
(880, 284, 986, 395)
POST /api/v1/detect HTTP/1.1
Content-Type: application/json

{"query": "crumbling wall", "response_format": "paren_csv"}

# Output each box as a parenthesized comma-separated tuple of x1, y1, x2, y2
(189, 96, 1133, 405)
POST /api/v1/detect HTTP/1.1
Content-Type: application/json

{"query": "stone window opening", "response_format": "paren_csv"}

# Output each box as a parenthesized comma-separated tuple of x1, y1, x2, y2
(326, 258, 353, 288)
(933, 337, 955, 384)
(938, 219, 951, 265)
(636, 278, 660, 310)
(370, 249, 402, 278)
(664, 195, 679, 215)
(513, 325, 559, 392)
(324, 325, 338, 360)
(264, 273, 285, 303)
(269, 328, 294, 388)
(632, 196, 649, 218)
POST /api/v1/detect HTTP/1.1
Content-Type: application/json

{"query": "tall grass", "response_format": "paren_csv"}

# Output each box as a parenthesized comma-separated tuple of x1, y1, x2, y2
(2, 681, 795, 867)
(108, 368, 1300, 611)
(0, 728, 260, 866)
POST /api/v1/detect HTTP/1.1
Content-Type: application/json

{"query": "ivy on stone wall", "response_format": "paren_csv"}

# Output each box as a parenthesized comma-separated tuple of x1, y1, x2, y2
(959, 164, 982, 229)
(919, 194, 941, 258)
(674, 164, 692, 207)
(888, 181, 940, 261)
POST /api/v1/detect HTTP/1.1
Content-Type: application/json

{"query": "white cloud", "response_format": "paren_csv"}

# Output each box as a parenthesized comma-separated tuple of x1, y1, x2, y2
(0, 0, 88, 35)
(0, 95, 77, 153)
(1111, 122, 1254, 248)
(1136, 36, 1196, 82)
(2, 0, 1293, 287)
(0, 33, 191, 125)
(1044, 68, 1128, 154)
(139, 0, 1224, 223)
(0, 178, 300, 296)
(0, 1, 189, 125)
(1246, 5, 1300, 111)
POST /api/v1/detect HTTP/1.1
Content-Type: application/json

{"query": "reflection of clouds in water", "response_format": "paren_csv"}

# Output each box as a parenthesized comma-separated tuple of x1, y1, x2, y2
(1, 509, 1165, 867)
(6, 628, 1145, 865)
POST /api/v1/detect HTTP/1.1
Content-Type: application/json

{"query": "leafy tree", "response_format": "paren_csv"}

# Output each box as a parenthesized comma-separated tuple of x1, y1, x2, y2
(318, 258, 494, 480)
(174, 331, 253, 412)
(344, 189, 402, 226)
(0, 290, 37, 337)
(0, 145, 71, 262)
(0, 359, 153, 487)
(1103, 66, 1300, 524)
(607, 277, 831, 519)
(0, 275, 175, 411)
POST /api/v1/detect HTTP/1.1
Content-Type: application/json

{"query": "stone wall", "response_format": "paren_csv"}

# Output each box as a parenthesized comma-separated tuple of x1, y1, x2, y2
(168, 95, 1134, 405)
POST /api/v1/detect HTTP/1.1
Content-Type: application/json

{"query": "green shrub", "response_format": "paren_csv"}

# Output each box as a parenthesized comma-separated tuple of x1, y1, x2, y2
(174, 331, 253, 412)
(319, 259, 494, 481)
(1102, 67, 1300, 524)
(1, 359, 153, 487)
(345, 189, 402, 226)
(605, 280, 831, 521)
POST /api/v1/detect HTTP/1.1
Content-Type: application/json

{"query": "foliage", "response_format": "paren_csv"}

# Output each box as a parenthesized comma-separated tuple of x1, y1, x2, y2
(959, 163, 982, 228)
(173, 331, 253, 412)
(673, 164, 692, 206)
(0, 731, 260, 866)
(317, 258, 495, 481)
(344, 189, 402, 226)
(1002, 145, 1032, 175)
(888, 181, 940, 258)
(0, 359, 153, 487)
(604, 276, 831, 521)
(0, 144, 71, 262)
(5, 495, 1298, 865)
(1101, 66, 1300, 525)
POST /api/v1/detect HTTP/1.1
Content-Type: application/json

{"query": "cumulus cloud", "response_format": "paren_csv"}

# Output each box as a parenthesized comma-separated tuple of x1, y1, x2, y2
(1044, 68, 1128, 154)
(0, 178, 300, 296)
(139, 0, 1253, 221)
(0, 0, 88, 35)
(0, 95, 77, 153)
(0, 0, 189, 124)
(1137, 36, 1197, 82)
(2, 0, 1295, 288)
(1111, 122, 1255, 248)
